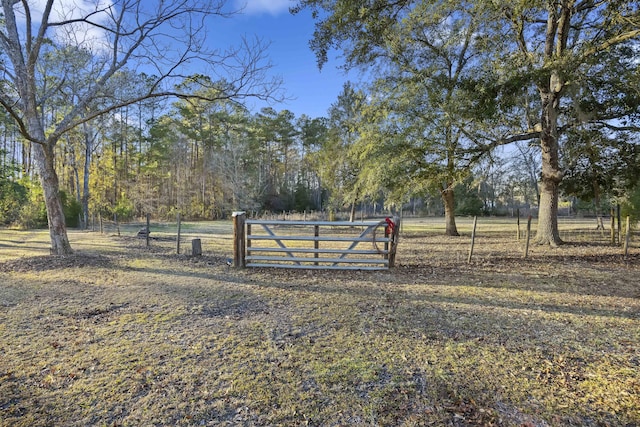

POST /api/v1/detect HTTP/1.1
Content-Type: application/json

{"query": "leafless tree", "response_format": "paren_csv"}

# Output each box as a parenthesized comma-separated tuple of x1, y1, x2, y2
(0, 0, 281, 254)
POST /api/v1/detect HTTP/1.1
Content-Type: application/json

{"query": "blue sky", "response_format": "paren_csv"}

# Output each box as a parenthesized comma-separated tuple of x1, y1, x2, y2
(28, 0, 345, 119)
(220, 0, 352, 118)
(25, 0, 346, 118)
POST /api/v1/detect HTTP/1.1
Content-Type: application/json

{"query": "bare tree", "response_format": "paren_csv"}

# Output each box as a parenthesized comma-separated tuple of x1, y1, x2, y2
(0, 0, 281, 254)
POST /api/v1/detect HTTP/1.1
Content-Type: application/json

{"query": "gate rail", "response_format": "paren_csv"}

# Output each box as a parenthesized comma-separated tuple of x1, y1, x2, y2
(232, 212, 400, 270)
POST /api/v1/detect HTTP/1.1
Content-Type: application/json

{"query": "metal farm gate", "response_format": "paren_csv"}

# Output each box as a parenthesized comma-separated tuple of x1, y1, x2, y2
(232, 212, 400, 270)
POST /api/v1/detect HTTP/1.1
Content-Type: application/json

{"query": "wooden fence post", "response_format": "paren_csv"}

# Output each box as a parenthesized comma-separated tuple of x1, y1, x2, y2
(146, 213, 150, 247)
(468, 216, 478, 263)
(617, 204, 622, 245)
(233, 211, 246, 268)
(523, 215, 532, 258)
(610, 208, 616, 245)
(176, 213, 182, 254)
(388, 216, 401, 267)
(114, 213, 120, 236)
(516, 208, 520, 241)
(624, 216, 631, 258)
(192, 238, 202, 256)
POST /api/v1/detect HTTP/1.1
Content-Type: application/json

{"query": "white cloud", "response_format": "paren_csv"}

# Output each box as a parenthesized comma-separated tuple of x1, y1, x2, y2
(51, 0, 114, 51)
(16, 0, 114, 52)
(236, 0, 293, 16)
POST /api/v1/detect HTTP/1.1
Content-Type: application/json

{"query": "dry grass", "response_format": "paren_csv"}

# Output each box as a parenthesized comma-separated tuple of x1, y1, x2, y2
(0, 217, 638, 426)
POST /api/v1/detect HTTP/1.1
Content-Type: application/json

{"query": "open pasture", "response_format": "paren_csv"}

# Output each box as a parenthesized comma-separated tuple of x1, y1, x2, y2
(0, 217, 638, 426)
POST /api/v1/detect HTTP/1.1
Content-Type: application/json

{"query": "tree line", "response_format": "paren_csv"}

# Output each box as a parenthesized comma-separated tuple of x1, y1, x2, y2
(1, 78, 635, 226)
(1, 0, 640, 254)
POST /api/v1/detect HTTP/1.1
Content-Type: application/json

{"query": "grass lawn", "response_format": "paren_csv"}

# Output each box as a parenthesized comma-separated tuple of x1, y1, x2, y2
(0, 217, 638, 426)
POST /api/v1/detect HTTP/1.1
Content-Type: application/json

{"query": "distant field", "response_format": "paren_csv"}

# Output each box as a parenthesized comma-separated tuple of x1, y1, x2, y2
(0, 217, 638, 426)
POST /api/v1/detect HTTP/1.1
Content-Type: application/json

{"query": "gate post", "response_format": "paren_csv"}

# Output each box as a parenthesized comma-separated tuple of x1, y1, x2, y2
(388, 216, 401, 267)
(233, 211, 246, 268)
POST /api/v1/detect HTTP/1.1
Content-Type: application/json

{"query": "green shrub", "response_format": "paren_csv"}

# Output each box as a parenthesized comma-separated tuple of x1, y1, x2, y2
(112, 196, 135, 221)
(621, 185, 640, 227)
(13, 182, 83, 229)
(0, 177, 28, 225)
(15, 181, 48, 229)
(60, 191, 82, 228)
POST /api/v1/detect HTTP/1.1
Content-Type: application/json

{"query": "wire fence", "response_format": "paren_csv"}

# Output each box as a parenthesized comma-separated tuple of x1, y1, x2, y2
(86, 214, 638, 261)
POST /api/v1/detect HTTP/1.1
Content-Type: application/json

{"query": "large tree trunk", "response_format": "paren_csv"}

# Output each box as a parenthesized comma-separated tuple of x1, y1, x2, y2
(534, 2, 573, 246)
(442, 185, 459, 236)
(536, 175, 562, 246)
(535, 82, 563, 246)
(33, 143, 73, 255)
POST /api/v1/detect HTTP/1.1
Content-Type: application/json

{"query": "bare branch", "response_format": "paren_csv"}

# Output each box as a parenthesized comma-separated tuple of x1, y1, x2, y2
(458, 125, 541, 167)
(0, 96, 39, 144)
(20, 1, 278, 146)
(1, 0, 283, 151)
(27, 0, 55, 71)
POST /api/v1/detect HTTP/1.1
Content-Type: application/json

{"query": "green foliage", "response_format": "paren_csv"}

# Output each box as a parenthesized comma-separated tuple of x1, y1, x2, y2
(293, 182, 313, 212)
(0, 158, 28, 225)
(59, 191, 82, 228)
(312, 83, 367, 212)
(13, 180, 84, 229)
(621, 184, 640, 226)
(15, 178, 48, 229)
(297, 2, 495, 230)
(454, 179, 485, 217)
(561, 130, 640, 216)
(573, 198, 610, 218)
(0, 178, 27, 225)
(112, 196, 135, 221)
(297, 0, 640, 243)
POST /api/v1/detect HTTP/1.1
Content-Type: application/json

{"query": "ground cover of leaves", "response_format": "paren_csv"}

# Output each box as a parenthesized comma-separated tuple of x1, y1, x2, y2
(0, 220, 638, 426)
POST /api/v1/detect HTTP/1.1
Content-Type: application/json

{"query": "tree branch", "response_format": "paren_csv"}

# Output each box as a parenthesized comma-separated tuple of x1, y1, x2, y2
(591, 121, 640, 132)
(458, 126, 541, 166)
(580, 28, 640, 59)
(0, 96, 39, 144)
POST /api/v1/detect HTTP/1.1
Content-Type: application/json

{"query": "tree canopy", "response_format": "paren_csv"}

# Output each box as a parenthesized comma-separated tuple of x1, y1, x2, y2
(295, 0, 640, 244)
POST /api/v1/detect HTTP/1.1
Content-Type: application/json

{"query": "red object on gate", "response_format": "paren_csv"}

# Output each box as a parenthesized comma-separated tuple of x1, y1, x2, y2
(384, 217, 395, 235)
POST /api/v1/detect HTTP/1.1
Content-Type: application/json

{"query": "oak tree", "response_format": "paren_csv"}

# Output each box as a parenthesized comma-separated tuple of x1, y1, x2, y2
(295, 0, 640, 245)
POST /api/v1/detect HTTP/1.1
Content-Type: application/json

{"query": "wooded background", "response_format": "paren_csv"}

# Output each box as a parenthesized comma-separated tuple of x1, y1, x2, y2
(1, 82, 637, 229)
(1, 1, 640, 246)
